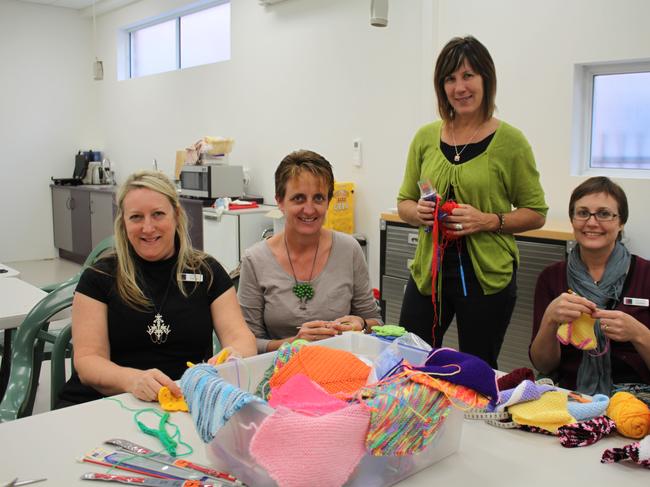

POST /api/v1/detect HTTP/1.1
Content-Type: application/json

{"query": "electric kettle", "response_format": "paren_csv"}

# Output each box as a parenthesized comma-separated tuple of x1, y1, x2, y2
(88, 161, 104, 185)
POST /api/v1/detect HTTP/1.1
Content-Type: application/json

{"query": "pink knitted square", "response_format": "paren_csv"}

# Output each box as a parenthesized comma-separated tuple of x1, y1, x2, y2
(250, 403, 370, 487)
(268, 373, 349, 415)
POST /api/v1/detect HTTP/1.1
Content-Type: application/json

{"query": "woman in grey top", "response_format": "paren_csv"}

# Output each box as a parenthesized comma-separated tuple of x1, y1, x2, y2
(238, 150, 383, 353)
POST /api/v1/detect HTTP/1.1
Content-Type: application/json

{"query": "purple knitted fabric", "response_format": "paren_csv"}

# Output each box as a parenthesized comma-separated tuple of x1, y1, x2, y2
(489, 380, 556, 412)
(411, 347, 498, 406)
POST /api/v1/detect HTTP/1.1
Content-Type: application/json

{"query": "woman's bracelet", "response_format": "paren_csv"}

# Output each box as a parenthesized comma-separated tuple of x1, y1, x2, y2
(494, 213, 505, 234)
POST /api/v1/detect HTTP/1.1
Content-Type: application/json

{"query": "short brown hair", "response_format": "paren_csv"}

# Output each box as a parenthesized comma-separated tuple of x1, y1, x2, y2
(569, 176, 629, 225)
(275, 150, 334, 201)
(434, 36, 497, 123)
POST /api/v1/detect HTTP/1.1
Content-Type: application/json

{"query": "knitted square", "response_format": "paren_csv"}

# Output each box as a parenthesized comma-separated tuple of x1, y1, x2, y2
(249, 404, 370, 487)
(490, 380, 556, 412)
(363, 377, 451, 456)
(409, 372, 489, 409)
(508, 391, 576, 434)
(269, 345, 371, 395)
(268, 373, 349, 415)
(157, 386, 188, 412)
(556, 313, 597, 350)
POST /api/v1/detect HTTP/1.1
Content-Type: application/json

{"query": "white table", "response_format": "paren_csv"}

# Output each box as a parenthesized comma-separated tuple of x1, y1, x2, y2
(0, 393, 646, 486)
(0, 263, 20, 278)
(0, 278, 47, 396)
(0, 278, 47, 330)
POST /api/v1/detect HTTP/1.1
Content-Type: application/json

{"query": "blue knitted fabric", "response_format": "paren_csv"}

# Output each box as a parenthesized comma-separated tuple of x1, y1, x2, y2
(566, 394, 610, 421)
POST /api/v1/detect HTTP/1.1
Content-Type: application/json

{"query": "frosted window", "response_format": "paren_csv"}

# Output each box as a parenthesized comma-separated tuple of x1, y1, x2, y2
(591, 72, 650, 169)
(130, 20, 177, 78)
(181, 3, 231, 69)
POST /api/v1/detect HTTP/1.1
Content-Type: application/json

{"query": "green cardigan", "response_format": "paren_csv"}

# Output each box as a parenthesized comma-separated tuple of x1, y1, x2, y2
(397, 120, 548, 295)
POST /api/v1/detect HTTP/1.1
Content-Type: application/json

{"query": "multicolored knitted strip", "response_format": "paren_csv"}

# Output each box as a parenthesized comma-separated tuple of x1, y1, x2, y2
(255, 340, 308, 399)
(361, 375, 451, 456)
(601, 435, 650, 468)
(558, 416, 616, 448)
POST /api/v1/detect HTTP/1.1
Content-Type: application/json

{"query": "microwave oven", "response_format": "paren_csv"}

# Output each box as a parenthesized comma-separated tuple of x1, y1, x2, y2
(180, 164, 244, 199)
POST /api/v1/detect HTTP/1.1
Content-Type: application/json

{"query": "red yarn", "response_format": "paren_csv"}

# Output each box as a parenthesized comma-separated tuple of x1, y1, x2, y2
(430, 199, 462, 344)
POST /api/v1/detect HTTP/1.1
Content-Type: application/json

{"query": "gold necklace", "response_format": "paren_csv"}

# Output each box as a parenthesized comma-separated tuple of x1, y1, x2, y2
(284, 233, 320, 310)
(450, 120, 483, 162)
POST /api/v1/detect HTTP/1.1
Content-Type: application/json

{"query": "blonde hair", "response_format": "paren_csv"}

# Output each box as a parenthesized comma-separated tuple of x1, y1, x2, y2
(113, 170, 213, 310)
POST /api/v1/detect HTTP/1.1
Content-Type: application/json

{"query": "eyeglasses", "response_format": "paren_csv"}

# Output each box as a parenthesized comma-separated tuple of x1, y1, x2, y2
(572, 209, 619, 222)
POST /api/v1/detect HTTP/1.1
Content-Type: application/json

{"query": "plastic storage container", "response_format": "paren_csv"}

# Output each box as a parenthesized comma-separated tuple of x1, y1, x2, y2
(206, 333, 463, 487)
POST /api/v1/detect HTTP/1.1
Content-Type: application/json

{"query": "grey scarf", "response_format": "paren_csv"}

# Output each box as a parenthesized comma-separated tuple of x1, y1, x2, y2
(567, 242, 630, 395)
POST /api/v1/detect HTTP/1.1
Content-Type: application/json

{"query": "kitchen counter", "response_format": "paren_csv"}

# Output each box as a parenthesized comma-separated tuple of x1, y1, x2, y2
(380, 212, 574, 241)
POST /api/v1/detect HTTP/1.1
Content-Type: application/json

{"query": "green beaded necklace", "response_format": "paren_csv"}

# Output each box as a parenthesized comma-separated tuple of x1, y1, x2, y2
(284, 233, 320, 310)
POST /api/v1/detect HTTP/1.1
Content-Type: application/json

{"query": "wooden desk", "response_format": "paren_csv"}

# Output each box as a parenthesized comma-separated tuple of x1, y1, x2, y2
(0, 393, 645, 485)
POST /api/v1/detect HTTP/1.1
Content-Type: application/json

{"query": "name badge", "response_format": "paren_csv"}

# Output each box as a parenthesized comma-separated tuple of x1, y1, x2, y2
(623, 297, 649, 307)
(182, 273, 204, 282)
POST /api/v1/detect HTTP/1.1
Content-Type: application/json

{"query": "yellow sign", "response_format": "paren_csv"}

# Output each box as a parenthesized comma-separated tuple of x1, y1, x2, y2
(324, 181, 355, 234)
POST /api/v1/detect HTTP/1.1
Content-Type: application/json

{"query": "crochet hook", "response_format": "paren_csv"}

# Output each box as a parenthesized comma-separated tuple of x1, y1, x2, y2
(81, 472, 230, 486)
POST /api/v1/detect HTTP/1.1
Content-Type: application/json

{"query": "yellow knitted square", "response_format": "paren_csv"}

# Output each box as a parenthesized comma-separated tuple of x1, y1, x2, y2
(509, 391, 576, 433)
(556, 313, 597, 350)
(158, 386, 189, 412)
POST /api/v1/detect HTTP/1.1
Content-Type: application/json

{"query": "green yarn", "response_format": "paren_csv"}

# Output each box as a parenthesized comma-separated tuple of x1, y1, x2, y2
(373, 324, 407, 337)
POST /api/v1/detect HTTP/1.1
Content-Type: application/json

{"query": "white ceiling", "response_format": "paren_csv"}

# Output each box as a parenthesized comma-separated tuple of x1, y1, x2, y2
(14, 0, 139, 15)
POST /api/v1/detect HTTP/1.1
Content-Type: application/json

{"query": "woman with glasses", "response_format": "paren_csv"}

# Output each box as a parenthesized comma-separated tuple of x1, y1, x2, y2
(530, 177, 650, 395)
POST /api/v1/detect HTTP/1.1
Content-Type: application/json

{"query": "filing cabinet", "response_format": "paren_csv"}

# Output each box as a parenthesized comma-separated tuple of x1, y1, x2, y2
(379, 215, 571, 372)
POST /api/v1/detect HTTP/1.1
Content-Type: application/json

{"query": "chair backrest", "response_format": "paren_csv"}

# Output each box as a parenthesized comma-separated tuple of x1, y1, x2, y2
(40, 235, 115, 292)
(0, 279, 76, 422)
(0, 236, 115, 422)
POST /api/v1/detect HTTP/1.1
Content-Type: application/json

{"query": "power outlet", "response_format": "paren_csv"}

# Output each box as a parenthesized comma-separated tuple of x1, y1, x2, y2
(352, 138, 362, 167)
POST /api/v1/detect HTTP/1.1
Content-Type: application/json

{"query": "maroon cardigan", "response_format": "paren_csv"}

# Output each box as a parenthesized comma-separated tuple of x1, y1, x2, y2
(531, 255, 650, 390)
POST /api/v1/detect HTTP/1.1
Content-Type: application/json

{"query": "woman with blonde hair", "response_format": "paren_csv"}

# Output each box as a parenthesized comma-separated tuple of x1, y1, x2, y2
(58, 170, 256, 406)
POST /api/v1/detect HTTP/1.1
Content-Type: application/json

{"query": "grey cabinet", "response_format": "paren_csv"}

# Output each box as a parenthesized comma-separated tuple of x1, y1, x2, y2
(379, 217, 570, 372)
(90, 191, 115, 249)
(51, 186, 114, 264)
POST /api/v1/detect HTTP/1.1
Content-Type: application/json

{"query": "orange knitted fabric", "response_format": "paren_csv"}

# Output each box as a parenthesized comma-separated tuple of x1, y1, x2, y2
(269, 346, 371, 395)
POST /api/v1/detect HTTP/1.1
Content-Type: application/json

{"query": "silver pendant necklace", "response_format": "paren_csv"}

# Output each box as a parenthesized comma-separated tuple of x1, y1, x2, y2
(285, 233, 320, 310)
(143, 267, 175, 344)
(450, 120, 482, 162)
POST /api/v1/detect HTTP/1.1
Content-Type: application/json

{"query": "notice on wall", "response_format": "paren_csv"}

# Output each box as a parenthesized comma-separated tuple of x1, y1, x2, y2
(324, 181, 355, 234)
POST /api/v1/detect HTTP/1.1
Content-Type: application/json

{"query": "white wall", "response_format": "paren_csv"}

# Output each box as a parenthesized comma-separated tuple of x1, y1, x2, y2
(0, 0, 98, 262)
(92, 0, 429, 285)
(3, 0, 649, 287)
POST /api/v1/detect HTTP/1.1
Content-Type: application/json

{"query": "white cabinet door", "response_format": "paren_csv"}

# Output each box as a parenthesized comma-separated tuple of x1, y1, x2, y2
(203, 214, 239, 273)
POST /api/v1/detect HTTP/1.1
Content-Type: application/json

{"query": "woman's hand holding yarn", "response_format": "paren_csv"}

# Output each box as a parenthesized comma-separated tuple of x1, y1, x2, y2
(295, 320, 338, 342)
(416, 197, 437, 228)
(128, 368, 181, 402)
(543, 292, 596, 329)
(332, 315, 365, 333)
(443, 203, 498, 236)
(593, 309, 648, 343)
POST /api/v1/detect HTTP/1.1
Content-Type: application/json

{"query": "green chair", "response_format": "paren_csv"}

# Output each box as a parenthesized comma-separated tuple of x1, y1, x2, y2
(0, 236, 115, 422)
(40, 235, 115, 292)
(0, 279, 76, 422)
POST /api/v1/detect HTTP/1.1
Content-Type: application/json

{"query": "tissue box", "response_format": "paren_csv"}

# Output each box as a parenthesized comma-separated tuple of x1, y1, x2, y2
(206, 334, 463, 487)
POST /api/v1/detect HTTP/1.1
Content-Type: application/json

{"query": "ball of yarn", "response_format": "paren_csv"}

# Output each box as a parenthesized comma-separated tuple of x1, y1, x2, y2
(606, 391, 650, 439)
(439, 201, 461, 240)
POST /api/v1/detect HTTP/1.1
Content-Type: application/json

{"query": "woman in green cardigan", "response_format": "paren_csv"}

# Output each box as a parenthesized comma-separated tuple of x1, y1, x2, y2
(397, 36, 548, 368)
